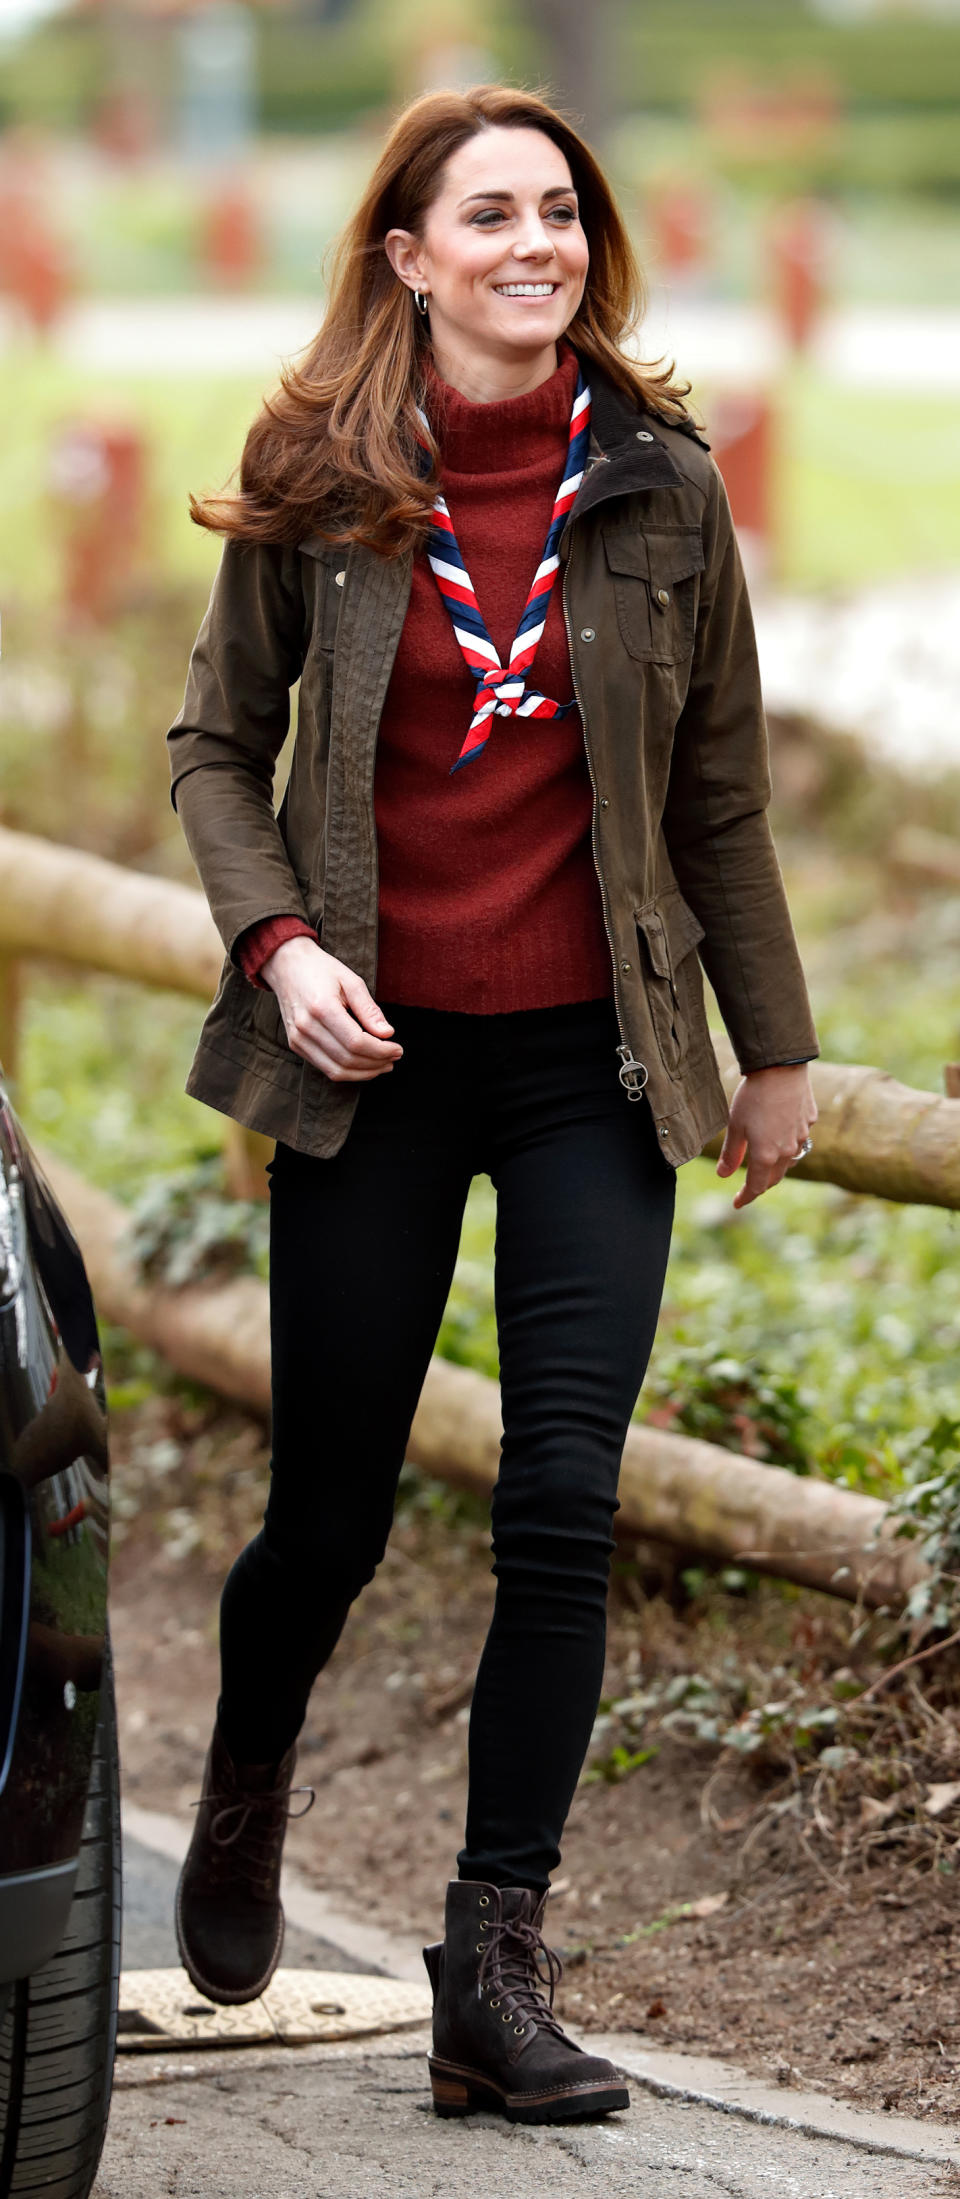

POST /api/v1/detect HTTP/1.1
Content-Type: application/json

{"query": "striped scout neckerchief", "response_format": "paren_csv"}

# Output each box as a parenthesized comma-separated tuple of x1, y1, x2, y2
(417, 364, 592, 774)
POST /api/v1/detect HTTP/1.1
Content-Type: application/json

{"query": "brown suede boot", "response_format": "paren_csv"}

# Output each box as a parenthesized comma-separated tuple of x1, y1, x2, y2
(424, 1880, 629, 2123)
(175, 1719, 314, 2005)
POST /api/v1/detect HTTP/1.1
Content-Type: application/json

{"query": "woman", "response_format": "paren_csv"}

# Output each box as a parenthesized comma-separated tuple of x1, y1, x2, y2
(167, 85, 817, 2125)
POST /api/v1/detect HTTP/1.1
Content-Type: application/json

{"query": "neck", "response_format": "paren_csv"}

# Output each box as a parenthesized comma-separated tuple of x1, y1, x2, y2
(426, 329, 560, 404)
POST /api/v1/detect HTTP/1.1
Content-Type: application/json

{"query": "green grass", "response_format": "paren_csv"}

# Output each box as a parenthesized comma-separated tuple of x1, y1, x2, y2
(0, 358, 264, 606)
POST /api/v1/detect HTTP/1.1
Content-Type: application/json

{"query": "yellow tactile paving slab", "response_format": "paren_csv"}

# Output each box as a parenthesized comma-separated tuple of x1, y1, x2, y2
(117, 1967, 433, 2052)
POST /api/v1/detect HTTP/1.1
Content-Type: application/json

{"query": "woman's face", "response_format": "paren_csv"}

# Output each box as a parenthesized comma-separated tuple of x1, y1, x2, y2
(387, 125, 589, 379)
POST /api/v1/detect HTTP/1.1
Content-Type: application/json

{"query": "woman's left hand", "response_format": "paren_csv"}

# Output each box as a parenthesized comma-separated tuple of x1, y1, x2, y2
(716, 1065, 817, 1209)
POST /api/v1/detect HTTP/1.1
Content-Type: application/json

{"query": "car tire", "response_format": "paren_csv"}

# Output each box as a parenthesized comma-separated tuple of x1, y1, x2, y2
(0, 1634, 120, 2199)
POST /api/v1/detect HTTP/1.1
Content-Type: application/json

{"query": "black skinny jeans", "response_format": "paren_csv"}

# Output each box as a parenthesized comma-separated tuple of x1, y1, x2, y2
(219, 994, 676, 1891)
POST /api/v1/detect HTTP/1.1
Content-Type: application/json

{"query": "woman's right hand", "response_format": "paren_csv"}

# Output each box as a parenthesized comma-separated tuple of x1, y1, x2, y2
(259, 936, 402, 1081)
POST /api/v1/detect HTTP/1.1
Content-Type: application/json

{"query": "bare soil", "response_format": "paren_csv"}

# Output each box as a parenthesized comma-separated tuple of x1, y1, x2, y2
(110, 1391, 960, 2127)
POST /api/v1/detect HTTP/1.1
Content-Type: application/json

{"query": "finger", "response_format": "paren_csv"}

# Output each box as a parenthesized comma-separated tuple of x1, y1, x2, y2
(716, 1129, 747, 1178)
(732, 1151, 779, 1207)
(339, 970, 397, 1037)
(293, 999, 402, 1066)
(288, 1030, 396, 1080)
(734, 1149, 797, 1207)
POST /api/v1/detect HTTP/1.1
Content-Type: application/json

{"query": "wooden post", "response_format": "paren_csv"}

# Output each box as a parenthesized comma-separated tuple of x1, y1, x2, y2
(224, 1121, 273, 1202)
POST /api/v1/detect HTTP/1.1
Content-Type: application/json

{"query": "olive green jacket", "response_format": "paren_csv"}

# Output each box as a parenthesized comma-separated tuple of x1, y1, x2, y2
(167, 357, 818, 1167)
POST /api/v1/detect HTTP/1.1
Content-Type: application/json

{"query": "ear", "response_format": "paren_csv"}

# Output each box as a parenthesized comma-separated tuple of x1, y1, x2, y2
(385, 228, 426, 292)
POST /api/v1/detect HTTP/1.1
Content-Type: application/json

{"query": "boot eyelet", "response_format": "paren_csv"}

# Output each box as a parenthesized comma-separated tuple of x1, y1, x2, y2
(490, 1999, 500, 2010)
(479, 1895, 489, 1907)
(475, 1943, 484, 1954)
(514, 2025, 525, 2036)
(501, 2012, 512, 2023)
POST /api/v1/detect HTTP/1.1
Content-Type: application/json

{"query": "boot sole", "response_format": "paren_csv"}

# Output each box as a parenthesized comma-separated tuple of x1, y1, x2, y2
(429, 2055, 629, 2124)
(174, 1871, 285, 2007)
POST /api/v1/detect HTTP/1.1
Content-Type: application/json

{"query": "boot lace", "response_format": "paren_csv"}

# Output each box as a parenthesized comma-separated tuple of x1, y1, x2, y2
(477, 1912, 565, 2040)
(193, 1781, 315, 1881)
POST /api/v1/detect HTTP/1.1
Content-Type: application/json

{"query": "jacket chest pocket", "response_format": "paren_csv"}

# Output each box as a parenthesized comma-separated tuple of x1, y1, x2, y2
(634, 890, 705, 1074)
(603, 524, 705, 665)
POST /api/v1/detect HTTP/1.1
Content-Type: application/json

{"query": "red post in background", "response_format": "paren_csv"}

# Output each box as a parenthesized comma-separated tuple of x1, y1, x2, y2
(199, 174, 262, 287)
(705, 391, 776, 589)
(647, 181, 713, 284)
(48, 421, 148, 626)
(767, 199, 831, 354)
(0, 135, 72, 338)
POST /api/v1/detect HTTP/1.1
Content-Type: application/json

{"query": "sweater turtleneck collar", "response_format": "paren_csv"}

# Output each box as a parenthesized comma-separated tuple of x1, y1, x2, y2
(423, 339, 580, 476)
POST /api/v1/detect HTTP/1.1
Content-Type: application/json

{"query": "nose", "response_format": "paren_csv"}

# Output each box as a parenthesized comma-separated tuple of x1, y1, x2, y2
(512, 217, 557, 262)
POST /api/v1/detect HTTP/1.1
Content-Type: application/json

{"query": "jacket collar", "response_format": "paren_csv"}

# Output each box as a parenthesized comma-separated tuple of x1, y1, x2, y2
(564, 348, 709, 530)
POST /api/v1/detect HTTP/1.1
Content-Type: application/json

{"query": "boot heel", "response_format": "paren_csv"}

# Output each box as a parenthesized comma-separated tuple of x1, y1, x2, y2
(429, 2066, 471, 2116)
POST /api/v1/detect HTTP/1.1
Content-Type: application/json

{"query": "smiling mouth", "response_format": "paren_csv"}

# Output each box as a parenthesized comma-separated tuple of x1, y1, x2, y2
(493, 282, 560, 298)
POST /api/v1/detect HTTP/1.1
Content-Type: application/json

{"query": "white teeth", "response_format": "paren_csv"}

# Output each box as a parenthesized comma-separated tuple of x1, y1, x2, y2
(494, 283, 557, 297)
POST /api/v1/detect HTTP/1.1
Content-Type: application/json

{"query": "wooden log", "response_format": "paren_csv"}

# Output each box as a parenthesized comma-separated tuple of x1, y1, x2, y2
(0, 823, 221, 999)
(707, 1033, 960, 1210)
(890, 824, 960, 890)
(38, 1148, 927, 1613)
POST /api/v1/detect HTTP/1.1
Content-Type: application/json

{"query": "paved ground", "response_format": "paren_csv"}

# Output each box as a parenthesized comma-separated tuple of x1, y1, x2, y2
(95, 2031, 960, 2199)
(103, 1816, 960, 2199)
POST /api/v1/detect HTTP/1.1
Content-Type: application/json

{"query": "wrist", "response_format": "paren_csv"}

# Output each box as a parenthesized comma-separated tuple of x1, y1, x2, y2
(261, 933, 323, 986)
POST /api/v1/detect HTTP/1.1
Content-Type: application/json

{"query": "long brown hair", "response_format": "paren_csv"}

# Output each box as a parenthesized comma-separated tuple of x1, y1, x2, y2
(191, 86, 694, 555)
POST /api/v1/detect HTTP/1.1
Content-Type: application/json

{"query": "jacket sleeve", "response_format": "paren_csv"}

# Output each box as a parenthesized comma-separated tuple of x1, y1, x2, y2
(166, 537, 311, 963)
(662, 460, 819, 1073)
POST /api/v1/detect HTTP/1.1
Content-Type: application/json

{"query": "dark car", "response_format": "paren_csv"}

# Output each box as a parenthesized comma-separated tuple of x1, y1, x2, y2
(0, 1074, 118, 2197)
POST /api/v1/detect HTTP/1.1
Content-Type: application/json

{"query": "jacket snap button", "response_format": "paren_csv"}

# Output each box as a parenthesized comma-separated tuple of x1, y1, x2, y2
(636, 430, 654, 442)
(599, 797, 609, 808)
(656, 588, 670, 606)
(580, 626, 596, 642)
(620, 960, 631, 973)
(659, 1127, 669, 1138)
(335, 570, 346, 587)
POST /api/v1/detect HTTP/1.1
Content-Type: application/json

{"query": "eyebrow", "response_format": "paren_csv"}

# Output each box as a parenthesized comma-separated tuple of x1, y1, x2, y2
(457, 186, 578, 208)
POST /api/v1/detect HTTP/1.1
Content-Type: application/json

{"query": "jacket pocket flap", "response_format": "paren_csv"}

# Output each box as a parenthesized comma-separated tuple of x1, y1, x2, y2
(636, 892, 705, 976)
(635, 907, 671, 978)
(603, 525, 705, 587)
(603, 525, 650, 580)
(646, 531, 706, 590)
(663, 890, 706, 961)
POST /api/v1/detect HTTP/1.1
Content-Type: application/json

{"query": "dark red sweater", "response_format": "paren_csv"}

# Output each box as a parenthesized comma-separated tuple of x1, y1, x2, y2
(240, 341, 612, 1011)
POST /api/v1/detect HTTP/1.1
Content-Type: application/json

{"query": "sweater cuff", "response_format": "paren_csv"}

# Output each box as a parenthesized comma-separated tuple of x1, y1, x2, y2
(237, 915, 317, 990)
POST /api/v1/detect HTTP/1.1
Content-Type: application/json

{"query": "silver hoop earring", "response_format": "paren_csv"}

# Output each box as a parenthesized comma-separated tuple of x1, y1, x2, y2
(413, 289, 430, 317)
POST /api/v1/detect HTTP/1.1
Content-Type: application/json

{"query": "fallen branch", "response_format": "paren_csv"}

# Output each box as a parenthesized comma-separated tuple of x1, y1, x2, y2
(857, 1623, 960, 1702)
(39, 1148, 930, 1614)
